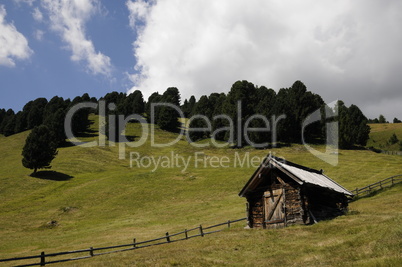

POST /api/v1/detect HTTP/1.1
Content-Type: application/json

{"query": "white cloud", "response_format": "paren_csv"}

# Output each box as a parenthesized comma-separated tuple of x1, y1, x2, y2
(0, 5, 33, 67)
(13, 0, 35, 6)
(126, 0, 153, 30)
(42, 0, 112, 76)
(127, 0, 402, 119)
(34, 29, 44, 40)
(32, 7, 43, 22)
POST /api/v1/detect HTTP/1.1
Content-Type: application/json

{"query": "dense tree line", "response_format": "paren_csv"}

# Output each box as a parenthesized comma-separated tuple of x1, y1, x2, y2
(368, 114, 388, 124)
(336, 101, 370, 149)
(145, 87, 181, 132)
(0, 95, 92, 142)
(186, 80, 368, 149)
(368, 115, 402, 124)
(18, 90, 147, 173)
(17, 95, 94, 174)
(1, 79, 373, 174)
(1, 90, 147, 139)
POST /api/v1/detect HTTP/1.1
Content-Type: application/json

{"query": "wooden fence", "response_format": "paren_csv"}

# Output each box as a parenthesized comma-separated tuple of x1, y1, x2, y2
(0, 218, 246, 267)
(2, 175, 401, 266)
(351, 174, 402, 198)
(367, 147, 402, 156)
(381, 151, 402, 156)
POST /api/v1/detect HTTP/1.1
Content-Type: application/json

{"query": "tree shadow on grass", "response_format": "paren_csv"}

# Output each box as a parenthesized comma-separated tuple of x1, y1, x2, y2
(75, 129, 98, 138)
(59, 141, 76, 148)
(31, 170, 73, 181)
(120, 134, 139, 142)
(108, 134, 140, 143)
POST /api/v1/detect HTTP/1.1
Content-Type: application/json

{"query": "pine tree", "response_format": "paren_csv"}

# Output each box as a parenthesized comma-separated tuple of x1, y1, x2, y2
(14, 111, 25, 133)
(182, 95, 197, 118)
(146, 92, 162, 121)
(348, 104, 370, 146)
(338, 101, 353, 149)
(0, 108, 6, 127)
(389, 133, 399, 145)
(337, 101, 370, 149)
(122, 90, 144, 116)
(272, 81, 324, 144)
(157, 105, 180, 132)
(27, 98, 48, 129)
(188, 95, 210, 141)
(43, 96, 67, 122)
(0, 109, 15, 136)
(188, 95, 196, 117)
(3, 115, 16, 137)
(44, 108, 67, 146)
(248, 86, 276, 146)
(211, 93, 227, 141)
(162, 87, 181, 106)
(69, 95, 90, 134)
(22, 125, 58, 176)
(378, 114, 387, 123)
(155, 87, 181, 132)
(222, 80, 257, 147)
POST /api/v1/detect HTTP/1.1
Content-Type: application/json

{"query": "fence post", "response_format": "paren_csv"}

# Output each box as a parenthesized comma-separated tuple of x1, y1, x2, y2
(166, 232, 171, 243)
(199, 225, 204, 237)
(90, 247, 94, 257)
(40, 252, 45, 266)
(227, 220, 231, 228)
(133, 238, 136, 248)
(185, 229, 188, 240)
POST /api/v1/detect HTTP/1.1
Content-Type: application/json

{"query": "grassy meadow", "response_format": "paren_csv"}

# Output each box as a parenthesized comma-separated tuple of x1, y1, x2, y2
(367, 123, 402, 151)
(0, 116, 401, 266)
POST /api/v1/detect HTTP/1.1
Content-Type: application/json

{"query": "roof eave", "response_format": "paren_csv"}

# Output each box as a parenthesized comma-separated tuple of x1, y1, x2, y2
(238, 155, 271, 197)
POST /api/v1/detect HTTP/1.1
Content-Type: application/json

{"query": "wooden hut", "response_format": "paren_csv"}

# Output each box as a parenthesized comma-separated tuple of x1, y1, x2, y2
(239, 154, 353, 229)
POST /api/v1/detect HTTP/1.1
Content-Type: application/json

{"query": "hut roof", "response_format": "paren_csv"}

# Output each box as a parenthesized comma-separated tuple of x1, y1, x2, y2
(239, 154, 353, 197)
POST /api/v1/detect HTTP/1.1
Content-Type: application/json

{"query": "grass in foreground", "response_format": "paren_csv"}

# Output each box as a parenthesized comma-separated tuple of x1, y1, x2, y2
(65, 184, 402, 266)
(0, 117, 401, 265)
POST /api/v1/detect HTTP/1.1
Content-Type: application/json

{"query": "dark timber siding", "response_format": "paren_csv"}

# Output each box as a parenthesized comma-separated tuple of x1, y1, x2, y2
(240, 156, 352, 229)
(246, 170, 310, 228)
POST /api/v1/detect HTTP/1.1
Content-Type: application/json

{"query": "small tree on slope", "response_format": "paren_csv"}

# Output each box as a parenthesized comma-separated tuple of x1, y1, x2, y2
(22, 125, 58, 176)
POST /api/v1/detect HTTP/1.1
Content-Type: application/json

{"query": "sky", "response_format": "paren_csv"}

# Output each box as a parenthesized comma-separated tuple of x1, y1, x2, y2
(0, 0, 401, 121)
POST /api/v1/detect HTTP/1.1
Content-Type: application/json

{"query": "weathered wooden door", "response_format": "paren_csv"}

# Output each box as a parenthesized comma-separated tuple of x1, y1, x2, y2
(264, 188, 285, 229)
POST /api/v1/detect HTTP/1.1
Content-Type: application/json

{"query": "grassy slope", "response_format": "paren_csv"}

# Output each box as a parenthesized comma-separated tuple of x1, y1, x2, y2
(367, 123, 402, 151)
(0, 116, 401, 265)
(77, 184, 402, 266)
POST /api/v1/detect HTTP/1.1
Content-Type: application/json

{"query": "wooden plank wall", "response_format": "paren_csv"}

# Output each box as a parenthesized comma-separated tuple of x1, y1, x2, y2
(247, 175, 308, 228)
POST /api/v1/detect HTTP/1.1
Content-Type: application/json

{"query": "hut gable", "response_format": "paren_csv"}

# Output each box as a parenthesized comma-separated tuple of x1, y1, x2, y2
(239, 155, 353, 229)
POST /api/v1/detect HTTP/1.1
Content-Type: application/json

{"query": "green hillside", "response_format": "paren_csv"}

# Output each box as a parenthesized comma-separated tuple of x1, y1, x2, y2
(76, 184, 402, 266)
(0, 116, 401, 265)
(367, 123, 402, 151)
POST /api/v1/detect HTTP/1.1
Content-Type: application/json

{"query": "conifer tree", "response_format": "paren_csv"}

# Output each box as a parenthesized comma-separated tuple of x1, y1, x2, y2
(222, 80, 257, 147)
(155, 87, 181, 132)
(3, 115, 16, 137)
(389, 133, 399, 145)
(188, 95, 210, 141)
(22, 125, 58, 176)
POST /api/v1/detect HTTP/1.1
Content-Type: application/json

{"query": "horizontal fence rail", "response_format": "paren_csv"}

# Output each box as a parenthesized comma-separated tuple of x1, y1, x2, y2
(0, 218, 247, 267)
(351, 175, 402, 198)
(367, 147, 402, 156)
